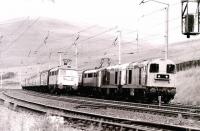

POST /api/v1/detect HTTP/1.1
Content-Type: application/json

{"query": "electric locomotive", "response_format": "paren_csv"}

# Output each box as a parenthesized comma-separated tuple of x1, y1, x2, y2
(22, 65, 79, 94)
(81, 58, 176, 103)
(125, 58, 176, 103)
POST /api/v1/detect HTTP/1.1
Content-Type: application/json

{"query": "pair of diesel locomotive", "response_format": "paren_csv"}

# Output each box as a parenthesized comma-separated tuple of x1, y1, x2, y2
(22, 58, 176, 103)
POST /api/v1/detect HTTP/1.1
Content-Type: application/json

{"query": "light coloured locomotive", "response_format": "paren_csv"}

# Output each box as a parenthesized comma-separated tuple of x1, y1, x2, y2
(81, 58, 176, 103)
(22, 65, 79, 94)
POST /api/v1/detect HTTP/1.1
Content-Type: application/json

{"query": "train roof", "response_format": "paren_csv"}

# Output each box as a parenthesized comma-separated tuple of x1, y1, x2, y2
(83, 67, 105, 73)
(49, 65, 77, 71)
(144, 58, 175, 65)
(106, 63, 130, 70)
(83, 58, 175, 74)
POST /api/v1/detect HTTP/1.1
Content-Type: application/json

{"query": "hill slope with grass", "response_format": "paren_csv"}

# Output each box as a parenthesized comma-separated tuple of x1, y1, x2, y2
(173, 67, 200, 105)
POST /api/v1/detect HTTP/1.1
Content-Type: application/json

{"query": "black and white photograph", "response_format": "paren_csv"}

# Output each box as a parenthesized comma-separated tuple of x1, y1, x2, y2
(0, 0, 200, 130)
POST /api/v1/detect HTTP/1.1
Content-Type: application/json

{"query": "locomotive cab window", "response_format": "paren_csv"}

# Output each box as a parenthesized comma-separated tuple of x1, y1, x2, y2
(88, 73, 93, 78)
(150, 64, 159, 73)
(167, 64, 175, 73)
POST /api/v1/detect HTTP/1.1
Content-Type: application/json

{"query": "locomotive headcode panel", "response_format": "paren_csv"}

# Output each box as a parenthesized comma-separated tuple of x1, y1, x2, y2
(146, 59, 176, 88)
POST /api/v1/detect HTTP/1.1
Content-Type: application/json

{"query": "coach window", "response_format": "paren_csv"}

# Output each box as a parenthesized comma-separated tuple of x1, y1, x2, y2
(150, 64, 159, 73)
(88, 73, 93, 78)
(128, 70, 132, 84)
(167, 64, 175, 73)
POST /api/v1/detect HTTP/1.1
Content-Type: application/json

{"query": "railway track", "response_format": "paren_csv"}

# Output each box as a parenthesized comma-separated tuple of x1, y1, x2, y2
(0, 89, 200, 131)
(14, 89, 200, 121)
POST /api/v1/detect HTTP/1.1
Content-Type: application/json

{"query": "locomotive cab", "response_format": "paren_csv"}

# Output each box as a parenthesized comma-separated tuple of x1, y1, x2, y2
(146, 59, 176, 103)
(147, 59, 176, 88)
(58, 68, 79, 90)
(48, 66, 79, 92)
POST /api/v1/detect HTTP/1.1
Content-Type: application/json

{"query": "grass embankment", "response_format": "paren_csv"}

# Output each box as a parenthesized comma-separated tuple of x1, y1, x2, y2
(0, 105, 80, 131)
(173, 67, 200, 105)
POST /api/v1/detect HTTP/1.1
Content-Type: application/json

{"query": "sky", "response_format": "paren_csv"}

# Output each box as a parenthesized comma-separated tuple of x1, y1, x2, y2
(0, 0, 200, 69)
(0, 0, 199, 44)
(0, 0, 140, 28)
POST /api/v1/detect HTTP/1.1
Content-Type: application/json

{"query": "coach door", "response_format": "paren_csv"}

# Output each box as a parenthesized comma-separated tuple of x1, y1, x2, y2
(102, 69, 110, 85)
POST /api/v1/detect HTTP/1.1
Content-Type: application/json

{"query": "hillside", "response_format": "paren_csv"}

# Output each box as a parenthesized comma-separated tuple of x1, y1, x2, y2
(0, 17, 200, 70)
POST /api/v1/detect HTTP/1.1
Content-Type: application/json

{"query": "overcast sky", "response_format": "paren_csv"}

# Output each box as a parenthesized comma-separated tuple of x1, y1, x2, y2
(0, 0, 199, 44)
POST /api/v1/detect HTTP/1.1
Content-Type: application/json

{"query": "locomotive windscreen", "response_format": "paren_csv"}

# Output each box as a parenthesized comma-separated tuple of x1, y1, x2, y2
(167, 64, 175, 73)
(150, 64, 159, 73)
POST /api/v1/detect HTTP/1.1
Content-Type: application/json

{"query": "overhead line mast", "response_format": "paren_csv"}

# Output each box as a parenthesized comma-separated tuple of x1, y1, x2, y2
(73, 33, 80, 69)
(113, 29, 122, 65)
(140, 0, 169, 59)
